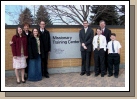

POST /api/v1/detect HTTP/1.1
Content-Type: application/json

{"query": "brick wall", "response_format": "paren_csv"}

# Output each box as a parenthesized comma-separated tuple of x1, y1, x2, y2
(5, 27, 125, 70)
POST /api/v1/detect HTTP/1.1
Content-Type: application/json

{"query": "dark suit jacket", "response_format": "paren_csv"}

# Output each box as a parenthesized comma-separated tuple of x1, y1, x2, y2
(95, 27, 111, 43)
(23, 30, 31, 57)
(79, 27, 94, 52)
(38, 28, 51, 58)
(103, 28, 111, 43)
(28, 36, 41, 59)
(23, 30, 31, 41)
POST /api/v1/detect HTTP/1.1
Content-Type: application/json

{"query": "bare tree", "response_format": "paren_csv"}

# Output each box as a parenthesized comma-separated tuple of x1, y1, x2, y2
(115, 5, 125, 25)
(5, 5, 123, 25)
(90, 5, 110, 24)
(5, 5, 38, 25)
(5, 5, 24, 25)
(46, 5, 122, 25)
(46, 5, 91, 25)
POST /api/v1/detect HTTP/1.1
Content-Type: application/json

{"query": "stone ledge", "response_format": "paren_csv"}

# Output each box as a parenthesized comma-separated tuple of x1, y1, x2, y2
(5, 25, 125, 29)
(5, 64, 125, 77)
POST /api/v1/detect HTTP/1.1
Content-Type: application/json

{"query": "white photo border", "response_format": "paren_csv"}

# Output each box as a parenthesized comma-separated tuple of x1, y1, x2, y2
(1, 1, 129, 91)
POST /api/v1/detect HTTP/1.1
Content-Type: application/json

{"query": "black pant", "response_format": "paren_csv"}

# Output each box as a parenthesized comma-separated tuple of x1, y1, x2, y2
(25, 58, 29, 74)
(108, 53, 120, 76)
(104, 49, 108, 73)
(41, 52, 49, 76)
(81, 51, 91, 73)
(94, 49, 105, 75)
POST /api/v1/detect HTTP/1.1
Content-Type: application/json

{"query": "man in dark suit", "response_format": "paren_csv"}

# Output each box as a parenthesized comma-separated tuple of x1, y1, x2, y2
(22, 23, 31, 79)
(79, 20, 94, 76)
(99, 20, 111, 75)
(38, 21, 51, 78)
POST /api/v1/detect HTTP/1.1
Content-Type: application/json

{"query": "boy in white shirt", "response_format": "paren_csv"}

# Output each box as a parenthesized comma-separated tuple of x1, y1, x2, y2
(92, 27, 107, 77)
(107, 33, 121, 78)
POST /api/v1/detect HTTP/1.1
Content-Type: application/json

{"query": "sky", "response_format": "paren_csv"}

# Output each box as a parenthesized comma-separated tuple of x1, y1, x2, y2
(5, 5, 85, 25)
(5, 5, 123, 25)
(5, 5, 38, 25)
(5, 5, 15, 25)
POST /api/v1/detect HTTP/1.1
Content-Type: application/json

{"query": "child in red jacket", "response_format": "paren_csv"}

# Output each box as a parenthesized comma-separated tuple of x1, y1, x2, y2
(11, 27, 28, 84)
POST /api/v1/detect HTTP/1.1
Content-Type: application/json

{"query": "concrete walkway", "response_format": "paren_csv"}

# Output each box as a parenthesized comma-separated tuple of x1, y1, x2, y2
(5, 69, 125, 87)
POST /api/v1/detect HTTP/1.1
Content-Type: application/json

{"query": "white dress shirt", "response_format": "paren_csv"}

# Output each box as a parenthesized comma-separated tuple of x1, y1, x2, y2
(40, 28, 44, 33)
(92, 34, 107, 51)
(84, 27, 88, 33)
(107, 40, 121, 53)
(26, 33, 28, 35)
(102, 28, 105, 31)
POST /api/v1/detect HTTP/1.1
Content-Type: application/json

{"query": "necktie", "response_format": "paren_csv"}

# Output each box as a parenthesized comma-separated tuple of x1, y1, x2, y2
(102, 29, 104, 35)
(97, 36, 100, 49)
(112, 41, 115, 53)
(85, 29, 86, 33)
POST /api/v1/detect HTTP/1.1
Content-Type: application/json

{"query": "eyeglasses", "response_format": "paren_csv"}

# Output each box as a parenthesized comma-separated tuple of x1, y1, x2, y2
(83, 23, 88, 24)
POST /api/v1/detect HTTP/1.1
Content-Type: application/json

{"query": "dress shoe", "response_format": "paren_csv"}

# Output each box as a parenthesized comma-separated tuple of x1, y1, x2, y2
(95, 73, 99, 77)
(108, 74, 113, 77)
(21, 80, 26, 83)
(114, 75, 118, 78)
(86, 73, 90, 76)
(80, 72, 85, 76)
(101, 74, 104, 77)
(45, 75, 50, 78)
(24, 76, 28, 80)
(16, 81, 21, 84)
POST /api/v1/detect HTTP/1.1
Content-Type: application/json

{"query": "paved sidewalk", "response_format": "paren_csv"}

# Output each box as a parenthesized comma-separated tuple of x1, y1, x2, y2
(5, 69, 125, 87)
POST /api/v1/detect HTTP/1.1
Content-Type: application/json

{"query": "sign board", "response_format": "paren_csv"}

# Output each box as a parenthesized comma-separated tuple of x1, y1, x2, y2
(50, 32, 81, 59)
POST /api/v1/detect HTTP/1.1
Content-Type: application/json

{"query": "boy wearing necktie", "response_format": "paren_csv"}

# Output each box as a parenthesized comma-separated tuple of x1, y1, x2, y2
(107, 33, 122, 78)
(92, 27, 107, 77)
